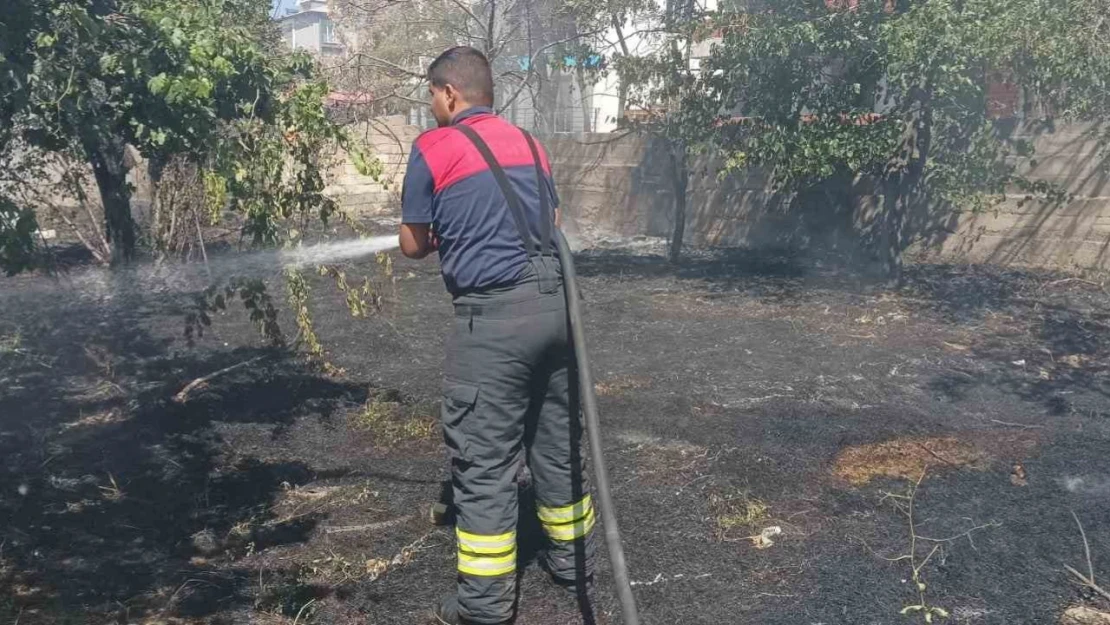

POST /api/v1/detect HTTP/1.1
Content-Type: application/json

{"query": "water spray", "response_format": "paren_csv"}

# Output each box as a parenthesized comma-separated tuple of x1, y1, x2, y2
(5, 235, 404, 306)
(279, 235, 400, 266)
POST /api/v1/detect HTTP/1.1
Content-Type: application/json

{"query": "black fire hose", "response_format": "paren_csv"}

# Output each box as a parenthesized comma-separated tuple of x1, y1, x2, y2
(555, 229, 641, 625)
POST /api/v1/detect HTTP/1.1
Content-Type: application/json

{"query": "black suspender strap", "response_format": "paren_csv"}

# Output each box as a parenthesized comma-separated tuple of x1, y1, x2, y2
(521, 130, 553, 258)
(454, 124, 538, 256)
(453, 123, 554, 258)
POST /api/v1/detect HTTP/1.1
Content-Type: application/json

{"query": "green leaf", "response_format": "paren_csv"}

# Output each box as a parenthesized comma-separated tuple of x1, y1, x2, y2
(148, 73, 169, 95)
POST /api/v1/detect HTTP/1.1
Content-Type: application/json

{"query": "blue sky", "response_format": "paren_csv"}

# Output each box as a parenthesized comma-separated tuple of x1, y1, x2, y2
(271, 0, 296, 16)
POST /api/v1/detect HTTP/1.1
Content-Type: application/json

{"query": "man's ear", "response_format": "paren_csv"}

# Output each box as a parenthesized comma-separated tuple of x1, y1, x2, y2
(444, 84, 457, 111)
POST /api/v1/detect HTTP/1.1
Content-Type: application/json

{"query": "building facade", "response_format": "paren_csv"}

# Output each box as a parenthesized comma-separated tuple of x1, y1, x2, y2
(277, 0, 345, 57)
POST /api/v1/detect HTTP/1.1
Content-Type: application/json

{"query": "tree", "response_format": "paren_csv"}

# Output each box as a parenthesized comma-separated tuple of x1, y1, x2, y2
(328, 0, 565, 126)
(607, 0, 701, 263)
(685, 0, 1110, 280)
(325, 0, 457, 117)
(0, 0, 347, 267)
(552, 0, 657, 133)
(329, 0, 648, 135)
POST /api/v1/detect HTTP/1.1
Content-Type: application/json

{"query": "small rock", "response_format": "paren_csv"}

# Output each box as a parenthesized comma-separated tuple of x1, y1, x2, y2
(191, 529, 222, 556)
(1061, 607, 1110, 625)
(751, 526, 782, 550)
(1062, 354, 1087, 369)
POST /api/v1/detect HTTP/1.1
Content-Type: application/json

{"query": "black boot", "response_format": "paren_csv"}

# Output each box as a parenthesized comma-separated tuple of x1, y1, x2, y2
(433, 595, 510, 625)
(432, 595, 466, 625)
(540, 554, 594, 597)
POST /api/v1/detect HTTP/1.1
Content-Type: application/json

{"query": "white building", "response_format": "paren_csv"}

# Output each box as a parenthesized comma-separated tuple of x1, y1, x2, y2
(277, 0, 344, 57)
(591, 0, 722, 133)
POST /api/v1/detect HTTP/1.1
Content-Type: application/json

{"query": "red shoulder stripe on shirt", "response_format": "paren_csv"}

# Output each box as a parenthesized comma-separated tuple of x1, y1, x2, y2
(415, 115, 552, 193)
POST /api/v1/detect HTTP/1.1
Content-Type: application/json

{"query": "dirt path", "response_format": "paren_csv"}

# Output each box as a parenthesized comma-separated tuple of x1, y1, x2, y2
(2, 248, 1109, 624)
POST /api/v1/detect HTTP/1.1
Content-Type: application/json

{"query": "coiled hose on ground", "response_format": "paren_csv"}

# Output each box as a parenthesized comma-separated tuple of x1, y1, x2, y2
(555, 230, 641, 625)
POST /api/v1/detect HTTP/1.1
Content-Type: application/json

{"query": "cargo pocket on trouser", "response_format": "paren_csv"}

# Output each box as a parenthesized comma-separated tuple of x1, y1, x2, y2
(442, 381, 479, 463)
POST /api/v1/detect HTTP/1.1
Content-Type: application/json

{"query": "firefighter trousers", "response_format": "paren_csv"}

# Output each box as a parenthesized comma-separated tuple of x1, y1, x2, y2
(442, 272, 596, 624)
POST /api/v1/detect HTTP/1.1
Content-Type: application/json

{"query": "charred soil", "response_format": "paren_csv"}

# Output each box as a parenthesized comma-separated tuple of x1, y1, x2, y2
(1, 245, 1109, 624)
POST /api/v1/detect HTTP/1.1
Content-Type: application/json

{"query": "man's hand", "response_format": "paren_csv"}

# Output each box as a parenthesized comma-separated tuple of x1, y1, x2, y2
(400, 223, 437, 259)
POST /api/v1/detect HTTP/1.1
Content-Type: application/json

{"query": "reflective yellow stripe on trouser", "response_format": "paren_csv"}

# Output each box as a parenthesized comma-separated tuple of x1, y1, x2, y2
(537, 494, 596, 542)
(456, 528, 517, 577)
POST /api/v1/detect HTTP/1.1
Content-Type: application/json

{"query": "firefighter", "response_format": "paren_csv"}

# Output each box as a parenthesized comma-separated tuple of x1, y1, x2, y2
(398, 46, 597, 625)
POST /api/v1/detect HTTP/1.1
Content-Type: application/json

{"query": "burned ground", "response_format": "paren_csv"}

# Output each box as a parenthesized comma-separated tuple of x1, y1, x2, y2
(1, 245, 1109, 625)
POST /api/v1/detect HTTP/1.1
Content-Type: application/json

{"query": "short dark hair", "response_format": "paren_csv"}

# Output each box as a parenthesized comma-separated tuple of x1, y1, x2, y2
(428, 46, 495, 107)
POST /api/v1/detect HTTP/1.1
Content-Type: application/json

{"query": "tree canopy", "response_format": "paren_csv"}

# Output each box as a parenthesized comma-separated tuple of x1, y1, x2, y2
(681, 0, 1110, 276)
(0, 0, 351, 271)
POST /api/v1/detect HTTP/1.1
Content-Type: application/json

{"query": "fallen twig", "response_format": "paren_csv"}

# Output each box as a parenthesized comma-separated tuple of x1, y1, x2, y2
(1065, 511, 1110, 602)
(1065, 565, 1110, 603)
(324, 514, 415, 535)
(292, 598, 316, 625)
(989, 419, 1045, 430)
(913, 442, 957, 466)
(364, 531, 439, 582)
(1042, 278, 1110, 296)
(1073, 510, 1095, 585)
(630, 572, 711, 587)
(172, 357, 264, 404)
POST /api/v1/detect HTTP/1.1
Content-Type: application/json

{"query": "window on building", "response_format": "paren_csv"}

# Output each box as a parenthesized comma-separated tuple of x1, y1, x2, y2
(321, 20, 337, 44)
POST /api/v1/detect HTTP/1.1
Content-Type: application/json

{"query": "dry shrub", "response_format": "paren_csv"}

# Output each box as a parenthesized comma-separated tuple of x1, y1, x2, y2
(350, 398, 436, 445)
(832, 432, 1039, 486)
(833, 437, 986, 486)
(594, 375, 651, 397)
(617, 432, 711, 487)
(707, 489, 771, 542)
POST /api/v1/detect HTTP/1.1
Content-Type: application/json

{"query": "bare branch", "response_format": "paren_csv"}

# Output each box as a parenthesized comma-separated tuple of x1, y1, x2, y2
(173, 357, 265, 404)
(1072, 510, 1096, 586)
(338, 0, 411, 17)
(447, 0, 486, 34)
(497, 26, 609, 114)
(916, 521, 1003, 545)
(347, 53, 425, 79)
(1065, 565, 1110, 603)
(324, 514, 415, 534)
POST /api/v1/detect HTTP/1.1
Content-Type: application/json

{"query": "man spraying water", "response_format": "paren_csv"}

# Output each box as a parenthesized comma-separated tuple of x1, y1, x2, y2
(399, 46, 596, 624)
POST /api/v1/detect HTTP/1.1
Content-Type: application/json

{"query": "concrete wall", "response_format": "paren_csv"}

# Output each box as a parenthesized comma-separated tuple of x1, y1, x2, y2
(326, 115, 419, 216)
(922, 123, 1110, 269)
(334, 118, 1110, 271)
(23, 114, 1108, 272)
(541, 123, 1110, 271)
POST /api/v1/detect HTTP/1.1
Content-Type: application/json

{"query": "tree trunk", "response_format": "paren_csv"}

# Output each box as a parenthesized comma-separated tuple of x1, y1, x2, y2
(575, 64, 592, 133)
(612, 16, 631, 127)
(85, 135, 135, 264)
(879, 77, 933, 286)
(668, 142, 689, 264)
(663, 0, 695, 265)
(534, 65, 554, 134)
(879, 179, 907, 285)
(484, 0, 497, 59)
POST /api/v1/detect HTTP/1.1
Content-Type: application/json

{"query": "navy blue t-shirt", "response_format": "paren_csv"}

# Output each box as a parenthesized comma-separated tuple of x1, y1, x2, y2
(400, 107, 559, 296)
